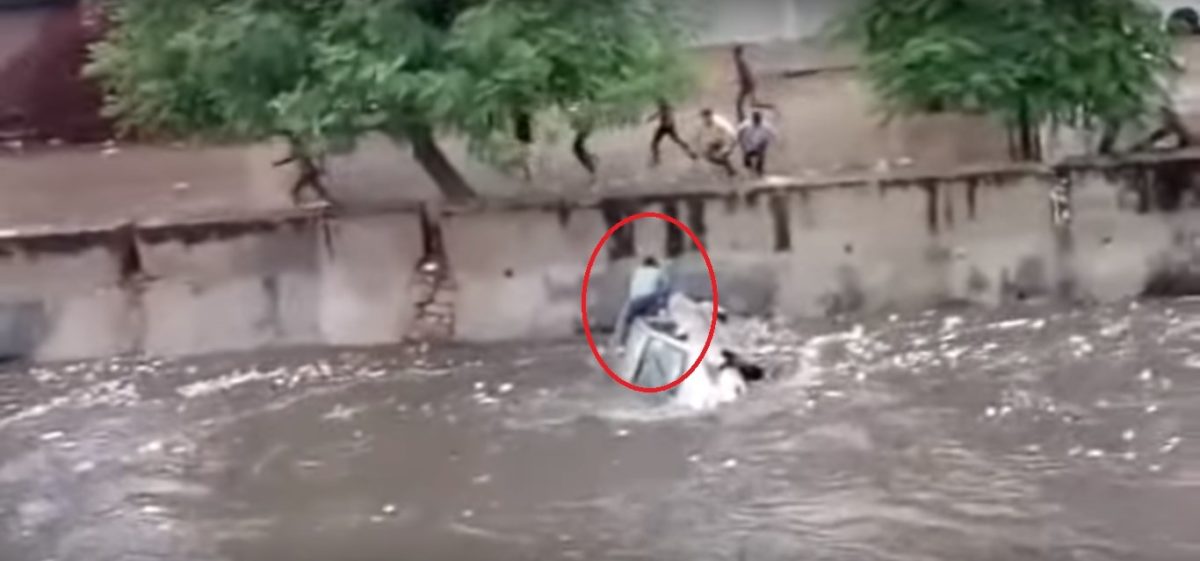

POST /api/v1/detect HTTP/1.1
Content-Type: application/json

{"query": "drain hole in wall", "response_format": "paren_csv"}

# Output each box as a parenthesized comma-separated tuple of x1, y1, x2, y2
(504, 269, 514, 278)
(844, 244, 854, 255)
(1101, 236, 1113, 246)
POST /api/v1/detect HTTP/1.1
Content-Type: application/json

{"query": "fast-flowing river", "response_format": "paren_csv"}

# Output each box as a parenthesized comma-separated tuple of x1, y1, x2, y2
(0, 299, 1198, 561)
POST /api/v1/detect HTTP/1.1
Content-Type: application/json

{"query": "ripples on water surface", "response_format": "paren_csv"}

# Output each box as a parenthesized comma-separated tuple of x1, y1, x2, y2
(0, 300, 1198, 560)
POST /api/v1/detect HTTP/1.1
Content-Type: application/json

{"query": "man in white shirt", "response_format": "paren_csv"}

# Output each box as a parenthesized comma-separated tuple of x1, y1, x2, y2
(694, 108, 738, 177)
(613, 257, 671, 347)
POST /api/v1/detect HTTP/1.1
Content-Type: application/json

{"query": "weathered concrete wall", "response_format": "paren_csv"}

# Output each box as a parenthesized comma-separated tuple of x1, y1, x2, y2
(0, 210, 427, 362)
(441, 169, 1061, 341)
(0, 159, 1196, 362)
(442, 159, 1200, 345)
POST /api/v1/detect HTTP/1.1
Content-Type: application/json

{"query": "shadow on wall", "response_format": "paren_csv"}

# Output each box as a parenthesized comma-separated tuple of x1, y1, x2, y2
(1118, 161, 1200, 213)
(0, 0, 111, 144)
(0, 301, 48, 361)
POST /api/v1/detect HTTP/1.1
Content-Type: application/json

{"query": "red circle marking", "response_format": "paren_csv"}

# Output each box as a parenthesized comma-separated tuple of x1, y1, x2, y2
(580, 212, 720, 394)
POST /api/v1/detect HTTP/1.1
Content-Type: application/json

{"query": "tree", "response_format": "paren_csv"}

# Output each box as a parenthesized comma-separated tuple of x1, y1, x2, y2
(838, 0, 1177, 160)
(440, 0, 694, 169)
(86, 0, 693, 202)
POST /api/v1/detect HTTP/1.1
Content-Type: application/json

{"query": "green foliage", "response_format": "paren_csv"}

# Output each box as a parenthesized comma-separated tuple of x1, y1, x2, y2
(839, 0, 1177, 138)
(441, 0, 695, 161)
(87, 0, 694, 187)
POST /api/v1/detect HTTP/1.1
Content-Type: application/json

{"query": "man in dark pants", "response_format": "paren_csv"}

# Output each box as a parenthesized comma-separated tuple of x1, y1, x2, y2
(733, 45, 776, 122)
(273, 137, 334, 207)
(613, 257, 671, 347)
(568, 103, 598, 176)
(737, 111, 775, 177)
(647, 98, 696, 165)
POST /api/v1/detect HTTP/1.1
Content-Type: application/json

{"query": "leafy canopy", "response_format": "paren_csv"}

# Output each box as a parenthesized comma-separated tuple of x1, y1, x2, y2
(838, 0, 1177, 133)
(87, 0, 693, 187)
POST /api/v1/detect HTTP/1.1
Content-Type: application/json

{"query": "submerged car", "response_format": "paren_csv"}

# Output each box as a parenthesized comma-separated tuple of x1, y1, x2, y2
(614, 294, 765, 410)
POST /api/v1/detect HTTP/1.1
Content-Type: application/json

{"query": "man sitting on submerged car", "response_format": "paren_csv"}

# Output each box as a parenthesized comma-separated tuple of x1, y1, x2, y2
(612, 257, 672, 348)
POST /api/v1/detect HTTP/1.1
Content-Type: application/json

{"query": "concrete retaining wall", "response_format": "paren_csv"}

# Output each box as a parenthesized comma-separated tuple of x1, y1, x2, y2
(0, 159, 1197, 362)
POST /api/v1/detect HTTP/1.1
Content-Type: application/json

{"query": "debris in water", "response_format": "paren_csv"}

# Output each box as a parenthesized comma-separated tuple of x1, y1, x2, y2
(497, 383, 515, 395)
(985, 406, 998, 418)
(941, 316, 963, 332)
(73, 461, 95, 474)
(1149, 464, 1163, 473)
(1123, 430, 1137, 442)
(39, 431, 65, 442)
(472, 474, 493, 485)
(1086, 449, 1105, 459)
(382, 504, 397, 515)
(1122, 451, 1138, 462)
(1161, 437, 1182, 453)
(1145, 403, 1160, 414)
(1138, 369, 1154, 382)
(688, 454, 701, 463)
(722, 458, 739, 469)
(1068, 446, 1084, 457)
(474, 381, 486, 391)
(322, 404, 363, 422)
(1069, 336, 1094, 356)
(461, 509, 475, 519)
(139, 440, 164, 454)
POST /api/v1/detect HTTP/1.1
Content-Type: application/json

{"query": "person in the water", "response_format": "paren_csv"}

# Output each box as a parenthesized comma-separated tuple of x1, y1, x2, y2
(666, 293, 766, 409)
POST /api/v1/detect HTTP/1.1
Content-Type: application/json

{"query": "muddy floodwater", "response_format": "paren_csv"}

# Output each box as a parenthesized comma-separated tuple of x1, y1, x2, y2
(1, 300, 1198, 561)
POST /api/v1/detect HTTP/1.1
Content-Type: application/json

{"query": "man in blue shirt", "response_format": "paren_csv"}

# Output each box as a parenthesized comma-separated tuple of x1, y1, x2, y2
(737, 111, 776, 177)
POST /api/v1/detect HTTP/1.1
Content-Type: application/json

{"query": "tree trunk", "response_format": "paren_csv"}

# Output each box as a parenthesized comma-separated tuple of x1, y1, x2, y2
(1098, 123, 1120, 156)
(1012, 103, 1042, 162)
(405, 127, 477, 202)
